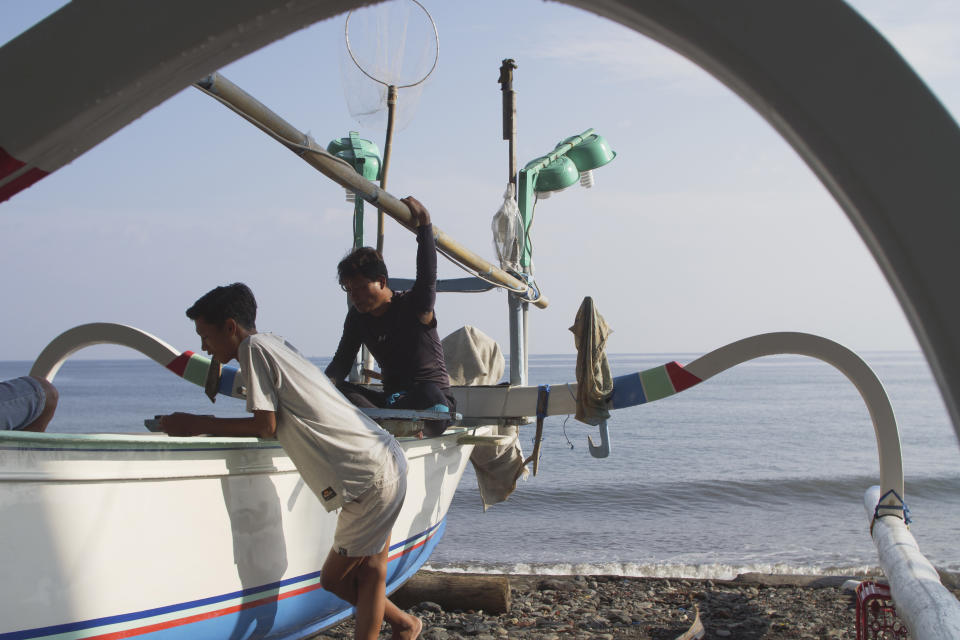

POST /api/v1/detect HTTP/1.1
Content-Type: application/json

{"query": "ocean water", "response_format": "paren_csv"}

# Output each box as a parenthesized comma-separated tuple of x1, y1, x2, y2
(3, 352, 959, 580)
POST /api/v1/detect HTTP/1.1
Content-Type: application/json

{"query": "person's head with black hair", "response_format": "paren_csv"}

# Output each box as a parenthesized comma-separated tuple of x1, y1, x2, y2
(186, 282, 258, 363)
(336, 248, 393, 315)
(337, 247, 388, 285)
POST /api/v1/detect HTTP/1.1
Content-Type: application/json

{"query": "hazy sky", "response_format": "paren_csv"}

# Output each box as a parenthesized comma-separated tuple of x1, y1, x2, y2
(2, 1, 959, 363)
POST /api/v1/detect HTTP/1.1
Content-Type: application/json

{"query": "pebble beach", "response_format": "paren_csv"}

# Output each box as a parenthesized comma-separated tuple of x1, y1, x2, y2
(315, 570, 960, 639)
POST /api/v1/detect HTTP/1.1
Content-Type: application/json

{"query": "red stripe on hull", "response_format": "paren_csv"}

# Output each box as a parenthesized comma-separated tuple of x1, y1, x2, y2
(388, 530, 434, 563)
(86, 582, 326, 639)
(665, 361, 702, 392)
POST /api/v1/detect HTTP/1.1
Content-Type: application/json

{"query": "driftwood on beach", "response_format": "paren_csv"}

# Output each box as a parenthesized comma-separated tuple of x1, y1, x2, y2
(391, 571, 512, 614)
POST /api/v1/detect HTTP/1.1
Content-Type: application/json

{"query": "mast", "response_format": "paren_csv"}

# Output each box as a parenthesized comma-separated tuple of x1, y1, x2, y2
(500, 58, 528, 386)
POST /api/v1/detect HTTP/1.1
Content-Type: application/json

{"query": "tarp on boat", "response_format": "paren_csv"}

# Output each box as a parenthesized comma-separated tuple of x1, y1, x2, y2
(442, 325, 526, 510)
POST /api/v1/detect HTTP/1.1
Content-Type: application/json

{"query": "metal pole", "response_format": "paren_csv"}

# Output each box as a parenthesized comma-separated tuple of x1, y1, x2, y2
(500, 59, 526, 386)
(500, 59, 517, 187)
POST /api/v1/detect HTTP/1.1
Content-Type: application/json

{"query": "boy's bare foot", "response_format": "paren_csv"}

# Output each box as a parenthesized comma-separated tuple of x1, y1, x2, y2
(391, 615, 421, 640)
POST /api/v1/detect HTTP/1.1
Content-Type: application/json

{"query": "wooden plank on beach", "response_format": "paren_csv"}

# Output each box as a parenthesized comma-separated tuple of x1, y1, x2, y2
(391, 571, 511, 614)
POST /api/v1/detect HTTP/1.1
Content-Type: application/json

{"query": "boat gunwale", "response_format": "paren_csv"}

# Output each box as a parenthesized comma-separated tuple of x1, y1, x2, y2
(0, 426, 476, 450)
(0, 427, 485, 483)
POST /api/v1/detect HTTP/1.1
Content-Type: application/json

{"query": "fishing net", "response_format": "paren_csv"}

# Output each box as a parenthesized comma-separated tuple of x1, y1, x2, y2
(339, 0, 439, 131)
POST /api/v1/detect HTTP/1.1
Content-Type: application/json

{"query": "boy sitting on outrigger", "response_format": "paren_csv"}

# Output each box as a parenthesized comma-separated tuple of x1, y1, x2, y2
(158, 282, 421, 640)
(325, 196, 456, 437)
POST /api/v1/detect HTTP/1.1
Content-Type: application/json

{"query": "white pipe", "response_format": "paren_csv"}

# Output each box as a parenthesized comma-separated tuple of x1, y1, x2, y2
(686, 332, 904, 517)
(864, 486, 960, 639)
(29, 322, 180, 381)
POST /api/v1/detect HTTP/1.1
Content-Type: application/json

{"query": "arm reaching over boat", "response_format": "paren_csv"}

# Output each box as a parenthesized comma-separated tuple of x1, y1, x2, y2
(325, 196, 456, 437)
(159, 410, 275, 438)
(156, 282, 420, 640)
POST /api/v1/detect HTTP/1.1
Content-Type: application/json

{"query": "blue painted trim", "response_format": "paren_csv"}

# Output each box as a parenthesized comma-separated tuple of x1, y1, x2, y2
(611, 372, 646, 409)
(0, 570, 321, 639)
(218, 364, 239, 397)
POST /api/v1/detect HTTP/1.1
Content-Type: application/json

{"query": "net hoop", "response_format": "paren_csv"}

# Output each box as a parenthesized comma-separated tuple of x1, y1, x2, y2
(343, 0, 439, 89)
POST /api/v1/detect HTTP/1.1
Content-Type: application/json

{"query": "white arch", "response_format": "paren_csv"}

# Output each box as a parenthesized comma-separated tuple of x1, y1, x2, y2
(685, 332, 904, 517)
(29, 323, 180, 381)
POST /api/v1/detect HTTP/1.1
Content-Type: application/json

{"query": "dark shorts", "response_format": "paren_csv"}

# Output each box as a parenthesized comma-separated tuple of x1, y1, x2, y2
(0, 376, 46, 431)
(334, 380, 456, 437)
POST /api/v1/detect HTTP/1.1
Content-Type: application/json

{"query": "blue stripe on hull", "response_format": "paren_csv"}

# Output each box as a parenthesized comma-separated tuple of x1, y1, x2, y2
(0, 520, 446, 640)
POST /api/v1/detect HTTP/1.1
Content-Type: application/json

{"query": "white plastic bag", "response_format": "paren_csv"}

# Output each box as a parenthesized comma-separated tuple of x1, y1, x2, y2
(491, 183, 523, 273)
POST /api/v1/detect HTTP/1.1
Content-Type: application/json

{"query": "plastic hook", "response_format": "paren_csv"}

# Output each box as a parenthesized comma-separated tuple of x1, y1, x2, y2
(587, 419, 611, 458)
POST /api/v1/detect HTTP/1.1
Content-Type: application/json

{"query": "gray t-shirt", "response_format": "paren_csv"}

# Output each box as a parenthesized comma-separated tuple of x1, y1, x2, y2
(239, 332, 400, 512)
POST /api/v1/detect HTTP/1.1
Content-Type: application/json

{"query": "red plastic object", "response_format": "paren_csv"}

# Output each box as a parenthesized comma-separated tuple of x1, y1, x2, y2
(855, 581, 910, 639)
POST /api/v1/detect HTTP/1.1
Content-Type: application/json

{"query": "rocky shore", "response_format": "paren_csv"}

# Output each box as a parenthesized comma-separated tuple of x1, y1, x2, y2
(314, 570, 960, 639)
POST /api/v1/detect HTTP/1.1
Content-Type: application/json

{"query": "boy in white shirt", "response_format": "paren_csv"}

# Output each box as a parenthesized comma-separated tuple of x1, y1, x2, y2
(159, 282, 421, 640)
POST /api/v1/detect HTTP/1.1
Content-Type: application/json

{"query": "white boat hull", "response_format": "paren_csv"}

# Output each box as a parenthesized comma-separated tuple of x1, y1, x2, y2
(0, 428, 481, 639)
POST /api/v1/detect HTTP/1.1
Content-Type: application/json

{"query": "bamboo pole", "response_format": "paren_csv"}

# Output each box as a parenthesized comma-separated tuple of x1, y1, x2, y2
(377, 84, 397, 254)
(195, 73, 547, 309)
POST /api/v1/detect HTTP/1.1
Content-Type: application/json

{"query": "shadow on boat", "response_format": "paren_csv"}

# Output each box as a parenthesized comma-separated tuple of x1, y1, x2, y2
(221, 459, 288, 639)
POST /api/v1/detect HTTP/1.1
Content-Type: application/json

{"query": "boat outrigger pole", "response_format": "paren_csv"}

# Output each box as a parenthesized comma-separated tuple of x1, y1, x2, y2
(194, 72, 548, 310)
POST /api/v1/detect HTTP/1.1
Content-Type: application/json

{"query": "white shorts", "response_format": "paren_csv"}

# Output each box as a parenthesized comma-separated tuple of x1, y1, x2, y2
(333, 444, 407, 558)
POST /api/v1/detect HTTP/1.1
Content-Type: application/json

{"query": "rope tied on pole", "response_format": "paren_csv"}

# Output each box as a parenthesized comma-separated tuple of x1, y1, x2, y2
(871, 488, 912, 535)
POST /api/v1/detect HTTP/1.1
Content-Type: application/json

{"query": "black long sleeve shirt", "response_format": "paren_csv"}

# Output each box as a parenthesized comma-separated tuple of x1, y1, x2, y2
(325, 224, 450, 393)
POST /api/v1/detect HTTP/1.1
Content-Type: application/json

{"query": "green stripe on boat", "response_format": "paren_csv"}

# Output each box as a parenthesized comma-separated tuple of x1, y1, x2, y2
(183, 354, 211, 386)
(639, 365, 676, 402)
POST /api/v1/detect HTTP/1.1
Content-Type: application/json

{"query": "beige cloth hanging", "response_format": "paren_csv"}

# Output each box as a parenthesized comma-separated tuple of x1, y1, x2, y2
(569, 296, 613, 425)
(442, 326, 526, 510)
